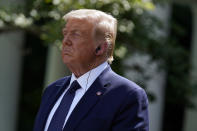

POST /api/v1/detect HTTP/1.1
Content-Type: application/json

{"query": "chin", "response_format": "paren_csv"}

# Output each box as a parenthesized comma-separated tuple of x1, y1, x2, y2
(62, 55, 72, 64)
(62, 54, 79, 66)
(62, 59, 71, 64)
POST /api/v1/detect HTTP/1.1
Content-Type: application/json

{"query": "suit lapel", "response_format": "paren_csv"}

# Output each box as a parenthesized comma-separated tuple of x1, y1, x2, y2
(38, 77, 71, 130)
(63, 67, 112, 131)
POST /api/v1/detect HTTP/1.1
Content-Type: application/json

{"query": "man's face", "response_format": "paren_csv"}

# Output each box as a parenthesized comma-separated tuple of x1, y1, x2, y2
(62, 18, 96, 67)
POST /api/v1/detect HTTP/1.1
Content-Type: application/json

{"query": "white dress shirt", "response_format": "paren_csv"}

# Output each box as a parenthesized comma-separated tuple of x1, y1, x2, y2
(44, 61, 108, 131)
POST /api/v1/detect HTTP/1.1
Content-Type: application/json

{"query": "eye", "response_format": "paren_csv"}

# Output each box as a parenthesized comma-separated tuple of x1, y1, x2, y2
(71, 31, 81, 37)
(62, 29, 67, 36)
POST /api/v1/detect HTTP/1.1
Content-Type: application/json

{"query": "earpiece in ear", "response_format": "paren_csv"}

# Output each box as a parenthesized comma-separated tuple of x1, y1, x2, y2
(95, 46, 101, 53)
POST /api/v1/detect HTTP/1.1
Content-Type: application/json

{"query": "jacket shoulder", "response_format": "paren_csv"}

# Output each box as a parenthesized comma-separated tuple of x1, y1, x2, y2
(110, 71, 144, 92)
(47, 76, 69, 88)
(42, 76, 70, 96)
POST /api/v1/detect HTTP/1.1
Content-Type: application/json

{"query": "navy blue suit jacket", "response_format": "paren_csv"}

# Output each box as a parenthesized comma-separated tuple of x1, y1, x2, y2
(34, 66, 149, 131)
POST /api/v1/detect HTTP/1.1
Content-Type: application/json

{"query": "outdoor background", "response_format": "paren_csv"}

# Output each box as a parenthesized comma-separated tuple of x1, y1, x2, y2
(0, 0, 197, 131)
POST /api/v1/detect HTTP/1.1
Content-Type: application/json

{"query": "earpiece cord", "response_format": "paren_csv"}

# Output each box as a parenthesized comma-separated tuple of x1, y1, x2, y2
(85, 70, 91, 92)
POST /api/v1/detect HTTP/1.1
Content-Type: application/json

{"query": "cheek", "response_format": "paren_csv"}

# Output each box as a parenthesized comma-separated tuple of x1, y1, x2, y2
(73, 38, 95, 58)
(80, 47, 95, 59)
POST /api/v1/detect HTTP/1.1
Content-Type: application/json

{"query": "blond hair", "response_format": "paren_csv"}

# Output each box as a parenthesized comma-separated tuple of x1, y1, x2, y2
(63, 9, 117, 64)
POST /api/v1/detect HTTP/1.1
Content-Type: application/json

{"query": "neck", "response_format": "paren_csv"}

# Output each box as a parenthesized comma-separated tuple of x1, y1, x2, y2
(67, 59, 106, 78)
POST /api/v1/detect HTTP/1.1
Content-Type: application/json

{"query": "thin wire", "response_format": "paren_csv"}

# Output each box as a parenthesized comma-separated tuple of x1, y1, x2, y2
(85, 70, 91, 92)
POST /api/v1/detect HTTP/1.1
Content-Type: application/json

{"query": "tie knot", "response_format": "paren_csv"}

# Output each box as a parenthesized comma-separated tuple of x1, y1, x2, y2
(68, 80, 81, 93)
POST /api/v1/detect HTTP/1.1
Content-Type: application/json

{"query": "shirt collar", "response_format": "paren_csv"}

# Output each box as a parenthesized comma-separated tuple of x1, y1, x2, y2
(70, 61, 108, 91)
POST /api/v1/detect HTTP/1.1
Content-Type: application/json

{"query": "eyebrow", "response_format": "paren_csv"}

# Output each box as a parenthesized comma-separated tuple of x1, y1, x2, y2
(62, 29, 82, 35)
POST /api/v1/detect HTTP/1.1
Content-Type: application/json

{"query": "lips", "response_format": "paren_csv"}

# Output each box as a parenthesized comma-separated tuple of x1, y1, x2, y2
(62, 48, 72, 56)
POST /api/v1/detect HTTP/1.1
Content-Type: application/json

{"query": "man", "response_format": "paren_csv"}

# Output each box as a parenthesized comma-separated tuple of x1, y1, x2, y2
(34, 9, 149, 131)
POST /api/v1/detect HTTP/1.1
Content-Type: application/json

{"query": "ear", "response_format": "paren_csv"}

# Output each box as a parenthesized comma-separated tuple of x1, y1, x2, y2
(95, 42, 108, 56)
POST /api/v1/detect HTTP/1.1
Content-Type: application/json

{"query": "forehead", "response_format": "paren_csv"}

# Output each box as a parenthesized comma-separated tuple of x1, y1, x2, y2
(64, 18, 94, 31)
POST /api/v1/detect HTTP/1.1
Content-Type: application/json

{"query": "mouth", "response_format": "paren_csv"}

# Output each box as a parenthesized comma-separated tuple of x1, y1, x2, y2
(62, 49, 72, 56)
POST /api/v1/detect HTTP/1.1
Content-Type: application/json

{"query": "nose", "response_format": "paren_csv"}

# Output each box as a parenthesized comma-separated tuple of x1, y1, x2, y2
(62, 34, 72, 46)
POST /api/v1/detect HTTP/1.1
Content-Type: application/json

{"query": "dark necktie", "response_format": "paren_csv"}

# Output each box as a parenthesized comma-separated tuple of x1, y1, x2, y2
(48, 80, 81, 131)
